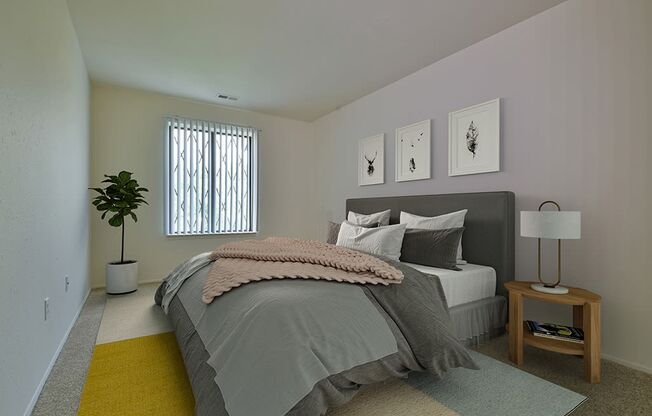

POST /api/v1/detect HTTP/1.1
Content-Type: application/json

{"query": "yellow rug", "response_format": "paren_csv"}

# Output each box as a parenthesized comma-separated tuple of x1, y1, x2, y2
(78, 332, 194, 415)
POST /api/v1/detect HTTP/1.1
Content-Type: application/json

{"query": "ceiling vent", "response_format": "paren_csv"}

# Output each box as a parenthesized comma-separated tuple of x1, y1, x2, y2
(216, 93, 238, 101)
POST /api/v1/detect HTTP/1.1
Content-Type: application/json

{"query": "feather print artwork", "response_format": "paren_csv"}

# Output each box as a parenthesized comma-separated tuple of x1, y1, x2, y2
(466, 121, 478, 158)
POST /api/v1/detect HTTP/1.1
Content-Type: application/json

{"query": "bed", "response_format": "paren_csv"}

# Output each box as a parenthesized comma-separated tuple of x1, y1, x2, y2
(156, 191, 515, 416)
(347, 191, 515, 345)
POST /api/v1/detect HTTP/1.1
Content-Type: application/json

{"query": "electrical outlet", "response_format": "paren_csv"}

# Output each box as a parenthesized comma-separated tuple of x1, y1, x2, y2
(65, 275, 70, 292)
(44, 297, 50, 321)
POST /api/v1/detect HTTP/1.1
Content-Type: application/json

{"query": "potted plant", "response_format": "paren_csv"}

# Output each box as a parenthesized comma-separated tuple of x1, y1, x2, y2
(90, 171, 148, 294)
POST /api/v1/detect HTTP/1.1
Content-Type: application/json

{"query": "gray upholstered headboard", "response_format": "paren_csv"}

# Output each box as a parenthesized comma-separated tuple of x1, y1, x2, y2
(346, 191, 515, 298)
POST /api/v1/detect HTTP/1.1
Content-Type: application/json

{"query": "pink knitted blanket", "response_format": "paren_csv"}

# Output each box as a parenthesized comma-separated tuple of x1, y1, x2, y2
(202, 237, 403, 304)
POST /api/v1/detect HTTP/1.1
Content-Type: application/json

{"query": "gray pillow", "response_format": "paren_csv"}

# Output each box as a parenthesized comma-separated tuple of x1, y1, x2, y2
(399, 227, 464, 270)
(327, 220, 378, 244)
(327, 221, 342, 244)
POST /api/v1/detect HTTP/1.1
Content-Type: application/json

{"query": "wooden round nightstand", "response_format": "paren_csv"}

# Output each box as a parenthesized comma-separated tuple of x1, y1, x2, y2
(505, 281, 602, 383)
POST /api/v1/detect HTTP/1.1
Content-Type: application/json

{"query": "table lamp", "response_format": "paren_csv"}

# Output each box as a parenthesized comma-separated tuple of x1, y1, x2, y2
(520, 201, 581, 294)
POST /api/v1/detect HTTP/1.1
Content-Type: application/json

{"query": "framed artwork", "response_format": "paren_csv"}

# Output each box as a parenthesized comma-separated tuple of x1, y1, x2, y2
(395, 119, 431, 182)
(358, 134, 384, 186)
(448, 98, 500, 176)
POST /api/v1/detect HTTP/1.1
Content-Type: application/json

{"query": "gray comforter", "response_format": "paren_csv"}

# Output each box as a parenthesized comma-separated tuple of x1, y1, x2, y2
(155, 255, 477, 416)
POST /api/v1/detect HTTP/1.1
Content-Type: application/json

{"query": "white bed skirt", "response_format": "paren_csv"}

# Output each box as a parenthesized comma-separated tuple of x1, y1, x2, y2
(449, 295, 507, 347)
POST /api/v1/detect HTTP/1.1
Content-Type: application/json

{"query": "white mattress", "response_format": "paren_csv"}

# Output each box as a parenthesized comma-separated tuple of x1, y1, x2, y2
(401, 262, 496, 308)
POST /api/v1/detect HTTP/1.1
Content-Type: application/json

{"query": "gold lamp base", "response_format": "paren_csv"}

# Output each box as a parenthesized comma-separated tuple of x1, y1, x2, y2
(530, 283, 569, 295)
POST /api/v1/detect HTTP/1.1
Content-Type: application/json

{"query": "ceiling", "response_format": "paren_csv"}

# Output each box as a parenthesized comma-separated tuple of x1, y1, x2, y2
(67, 0, 565, 121)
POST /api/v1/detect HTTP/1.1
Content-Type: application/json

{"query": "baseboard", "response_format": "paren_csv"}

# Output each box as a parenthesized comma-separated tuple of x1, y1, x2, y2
(23, 288, 91, 416)
(602, 353, 652, 375)
(91, 278, 163, 290)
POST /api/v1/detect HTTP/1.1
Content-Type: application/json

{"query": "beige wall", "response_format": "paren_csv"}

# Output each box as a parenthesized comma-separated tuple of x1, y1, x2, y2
(312, 0, 652, 372)
(0, 1, 90, 414)
(90, 84, 319, 287)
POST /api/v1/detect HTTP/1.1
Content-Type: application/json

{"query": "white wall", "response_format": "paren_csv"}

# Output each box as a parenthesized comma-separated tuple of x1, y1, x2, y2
(89, 84, 319, 287)
(0, 1, 91, 415)
(313, 0, 652, 372)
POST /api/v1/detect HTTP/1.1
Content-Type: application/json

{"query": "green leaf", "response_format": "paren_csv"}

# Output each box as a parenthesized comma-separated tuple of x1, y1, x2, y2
(129, 212, 138, 222)
(108, 214, 123, 227)
(118, 171, 132, 182)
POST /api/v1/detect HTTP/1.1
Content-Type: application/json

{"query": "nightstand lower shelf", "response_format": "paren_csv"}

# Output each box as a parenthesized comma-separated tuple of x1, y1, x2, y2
(511, 322, 584, 355)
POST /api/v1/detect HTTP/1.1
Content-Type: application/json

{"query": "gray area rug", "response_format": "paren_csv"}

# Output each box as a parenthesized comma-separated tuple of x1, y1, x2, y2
(407, 350, 585, 415)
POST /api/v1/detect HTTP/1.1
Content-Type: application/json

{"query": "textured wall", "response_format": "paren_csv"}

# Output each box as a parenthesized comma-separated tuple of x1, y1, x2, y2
(313, 0, 652, 371)
(89, 84, 319, 287)
(0, 1, 90, 414)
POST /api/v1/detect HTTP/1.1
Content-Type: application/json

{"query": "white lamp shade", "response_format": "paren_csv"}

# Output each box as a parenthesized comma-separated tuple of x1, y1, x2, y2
(520, 211, 581, 239)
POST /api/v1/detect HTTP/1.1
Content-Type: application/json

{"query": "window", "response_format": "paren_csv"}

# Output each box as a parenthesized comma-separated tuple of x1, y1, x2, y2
(164, 117, 258, 235)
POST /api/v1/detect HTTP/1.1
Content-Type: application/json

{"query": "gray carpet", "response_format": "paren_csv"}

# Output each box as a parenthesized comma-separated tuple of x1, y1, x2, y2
(474, 336, 652, 416)
(32, 291, 106, 416)
(32, 291, 652, 415)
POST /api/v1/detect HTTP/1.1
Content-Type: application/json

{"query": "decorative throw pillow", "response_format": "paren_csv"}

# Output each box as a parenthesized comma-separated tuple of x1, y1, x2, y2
(400, 228, 465, 270)
(336, 221, 407, 260)
(327, 221, 379, 244)
(347, 209, 391, 226)
(400, 210, 468, 264)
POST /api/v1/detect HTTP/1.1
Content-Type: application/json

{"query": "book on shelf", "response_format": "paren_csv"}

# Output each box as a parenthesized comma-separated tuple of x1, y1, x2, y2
(525, 320, 584, 344)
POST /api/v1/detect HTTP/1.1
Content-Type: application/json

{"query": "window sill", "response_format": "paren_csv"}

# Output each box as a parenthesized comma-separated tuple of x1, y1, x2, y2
(165, 231, 258, 238)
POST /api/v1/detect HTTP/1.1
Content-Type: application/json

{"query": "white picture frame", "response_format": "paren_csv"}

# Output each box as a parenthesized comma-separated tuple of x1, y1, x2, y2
(358, 134, 384, 186)
(448, 98, 500, 176)
(395, 119, 431, 182)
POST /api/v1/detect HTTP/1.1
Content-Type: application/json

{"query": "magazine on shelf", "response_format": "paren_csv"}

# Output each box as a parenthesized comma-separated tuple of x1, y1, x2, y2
(525, 320, 584, 344)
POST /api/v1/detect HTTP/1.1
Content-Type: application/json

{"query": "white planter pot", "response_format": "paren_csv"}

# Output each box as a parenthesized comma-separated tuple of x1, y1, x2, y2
(106, 261, 138, 294)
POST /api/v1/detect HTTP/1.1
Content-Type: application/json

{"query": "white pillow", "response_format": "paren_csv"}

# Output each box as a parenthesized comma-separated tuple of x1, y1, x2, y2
(400, 210, 468, 264)
(336, 221, 407, 261)
(347, 209, 391, 226)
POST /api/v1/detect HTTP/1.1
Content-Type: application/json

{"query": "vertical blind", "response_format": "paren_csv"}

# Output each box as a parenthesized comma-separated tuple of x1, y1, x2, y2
(164, 117, 258, 235)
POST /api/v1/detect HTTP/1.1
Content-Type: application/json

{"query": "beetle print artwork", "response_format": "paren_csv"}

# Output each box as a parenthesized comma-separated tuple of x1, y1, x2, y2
(466, 121, 478, 158)
(358, 134, 384, 186)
